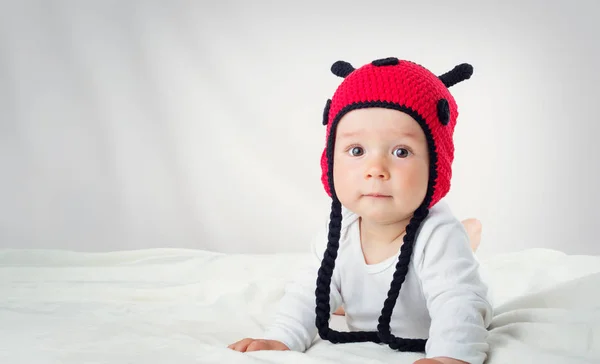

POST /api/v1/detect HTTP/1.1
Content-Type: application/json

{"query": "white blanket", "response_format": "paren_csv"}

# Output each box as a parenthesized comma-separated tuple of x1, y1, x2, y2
(0, 248, 599, 364)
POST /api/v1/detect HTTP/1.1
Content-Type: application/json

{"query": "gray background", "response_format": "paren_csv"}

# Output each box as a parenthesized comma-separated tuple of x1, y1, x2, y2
(1, 0, 598, 260)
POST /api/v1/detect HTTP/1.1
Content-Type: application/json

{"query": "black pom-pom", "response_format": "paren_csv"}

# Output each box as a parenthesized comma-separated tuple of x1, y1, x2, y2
(438, 63, 473, 88)
(331, 61, 355, 78)
(322, 99, 331, 126)
(372, 57, 399, 67)
(437, 99, 450, 125)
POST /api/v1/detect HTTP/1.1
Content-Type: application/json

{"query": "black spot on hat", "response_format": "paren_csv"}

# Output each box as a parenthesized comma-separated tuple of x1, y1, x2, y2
(372, 57, 399, 67)
(437, 99, 450, 125)
(322, 99, 331, 126)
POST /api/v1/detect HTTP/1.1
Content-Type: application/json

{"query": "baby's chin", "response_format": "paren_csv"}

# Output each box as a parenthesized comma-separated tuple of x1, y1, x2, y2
(353, 205, 412, 225)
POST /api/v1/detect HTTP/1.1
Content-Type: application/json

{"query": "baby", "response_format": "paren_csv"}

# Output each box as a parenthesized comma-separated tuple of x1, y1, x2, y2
(332, 218, 481, 316)
(229, 57, 493, 364)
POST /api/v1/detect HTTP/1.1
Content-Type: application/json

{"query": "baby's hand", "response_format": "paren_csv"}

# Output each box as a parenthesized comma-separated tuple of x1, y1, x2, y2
(414, 358, 466, 364)
(227, 338, 290, 352)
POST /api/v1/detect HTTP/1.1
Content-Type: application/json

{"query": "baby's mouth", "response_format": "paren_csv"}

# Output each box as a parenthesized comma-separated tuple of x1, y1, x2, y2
(363, 193, 392, 198)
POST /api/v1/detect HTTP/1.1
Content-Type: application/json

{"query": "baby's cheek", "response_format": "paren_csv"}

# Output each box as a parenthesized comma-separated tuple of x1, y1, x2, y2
(333, 175, 353, 201)
(332, 160, 353, 185)
(332, 168, 359, 206)
(395, 165, 428, 195)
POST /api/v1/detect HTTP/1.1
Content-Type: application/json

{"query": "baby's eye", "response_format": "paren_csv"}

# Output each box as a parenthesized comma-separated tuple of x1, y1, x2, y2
(393, 147, 410, 158)
(348, 146, 364, 157)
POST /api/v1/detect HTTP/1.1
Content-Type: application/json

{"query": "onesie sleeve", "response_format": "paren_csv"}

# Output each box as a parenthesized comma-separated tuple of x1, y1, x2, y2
(416, 222, 493, 364)
(262, 223, 343, 352)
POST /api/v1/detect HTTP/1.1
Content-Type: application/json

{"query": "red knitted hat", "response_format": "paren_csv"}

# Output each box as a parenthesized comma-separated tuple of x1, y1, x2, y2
(313, 57, 474, 351)
(320, 57, 473, 208)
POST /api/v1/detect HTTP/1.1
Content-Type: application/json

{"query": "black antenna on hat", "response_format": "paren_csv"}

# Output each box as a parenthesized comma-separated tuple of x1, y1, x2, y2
(438, 63, 473, 88)
(331, 60, 355, 78)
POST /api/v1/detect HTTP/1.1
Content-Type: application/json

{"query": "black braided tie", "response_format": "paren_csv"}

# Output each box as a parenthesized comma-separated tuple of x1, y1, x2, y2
(315, 200, 429, 351)
(315, 115, 439, 352)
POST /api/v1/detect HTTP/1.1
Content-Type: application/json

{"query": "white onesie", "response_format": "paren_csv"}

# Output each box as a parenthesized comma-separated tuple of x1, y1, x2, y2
(263, 199, 493, 364)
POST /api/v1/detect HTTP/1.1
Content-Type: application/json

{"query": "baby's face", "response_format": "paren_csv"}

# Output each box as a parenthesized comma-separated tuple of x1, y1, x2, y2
(332, 108, 429, 224)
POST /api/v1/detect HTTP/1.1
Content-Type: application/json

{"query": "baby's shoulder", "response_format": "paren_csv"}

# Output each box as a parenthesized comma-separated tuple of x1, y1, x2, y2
(411, 200, 467, 260)
(420, 199, 461, 228)
(309, 206, 359, 258)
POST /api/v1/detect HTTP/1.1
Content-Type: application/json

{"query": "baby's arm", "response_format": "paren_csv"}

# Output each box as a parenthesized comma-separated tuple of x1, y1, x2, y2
(260, 236, 343, 352)
(417, 222, 493, 364)
(414, 359, 466, 364)
(229, 227, 342, 353)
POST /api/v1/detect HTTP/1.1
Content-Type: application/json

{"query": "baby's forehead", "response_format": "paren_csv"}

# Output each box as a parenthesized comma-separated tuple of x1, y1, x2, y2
(336, 108, 422, 138)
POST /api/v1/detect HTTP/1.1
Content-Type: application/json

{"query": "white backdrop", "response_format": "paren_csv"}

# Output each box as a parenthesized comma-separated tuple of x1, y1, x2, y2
(1, 0, 598, 260)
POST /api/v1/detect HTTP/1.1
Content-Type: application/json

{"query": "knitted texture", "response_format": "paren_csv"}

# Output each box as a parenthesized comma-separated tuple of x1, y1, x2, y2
(320, 58, 468, 208)
(313, 57, 473, 353)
